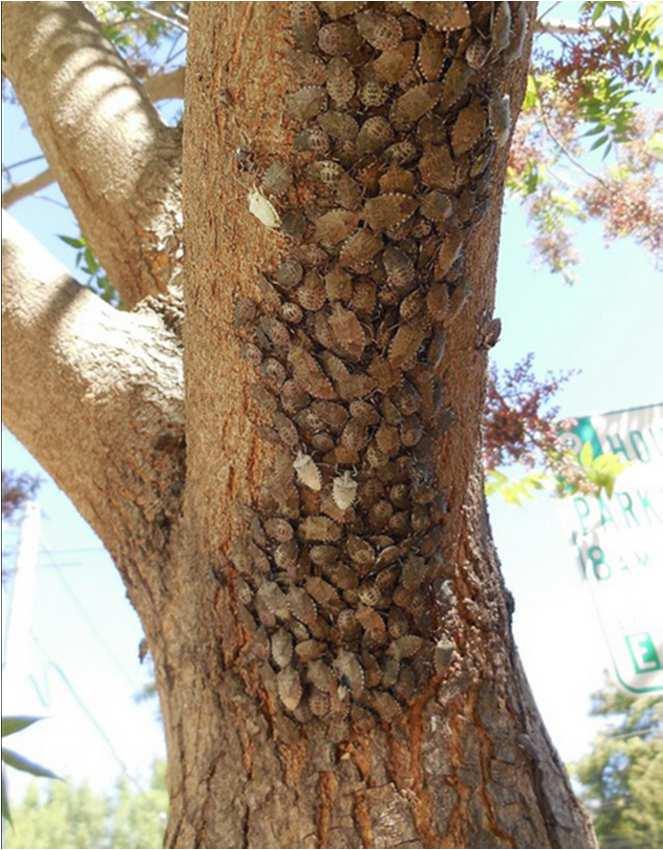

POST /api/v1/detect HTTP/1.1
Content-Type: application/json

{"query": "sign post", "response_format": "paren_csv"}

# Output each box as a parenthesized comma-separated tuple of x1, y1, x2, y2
(558, 403, 663, 694)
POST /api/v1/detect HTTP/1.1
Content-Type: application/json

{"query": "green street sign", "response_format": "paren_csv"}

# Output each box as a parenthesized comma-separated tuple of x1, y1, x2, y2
(558, 404, 663, 694)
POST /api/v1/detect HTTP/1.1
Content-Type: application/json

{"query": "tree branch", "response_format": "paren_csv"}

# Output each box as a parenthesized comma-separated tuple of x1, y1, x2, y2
(2, 212, 185, 582)
(2, 67, 185, 211)
(2, 169, 55, 209)
(2, 2, 183, 306)
(143, 66, 185, 101)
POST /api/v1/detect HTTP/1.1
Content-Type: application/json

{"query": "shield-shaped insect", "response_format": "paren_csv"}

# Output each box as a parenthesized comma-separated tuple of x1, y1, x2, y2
(318, 110, 359, 142)
(390, 82, 443, 129)
(332, 470, 358, 511)
(286, 85, 328, 124)
(290, 347, 337, 400)
(419, 144, 461, 192)
(371, 41, 416, 85)
(261, 161, 292, 196)
(387, 315, 430, 369)
(418, 30, 445, 81)
(333, 650, 365, 697)
(491, 2, 512, 56)
(356, 115, 394, 156)
(318, 22, 359, 55)
(272, 628, 294, 668)
(277, 666, 303, 712)
(291, 2, 320, 49)
(488, 93, 511, 148)
(400, 1, 470, 32)
(314, 208, 360, 246)
(294, 451, 323, 491)
(440, 59, 472, 111)
(299, 514, 342, 543)
(451, 99, 487, 157)
(328, 303, 366, 362)
(248, 189, 281, 229)
(355, 10, 403, 50)
(325, 56, 356, 105)
(363, 193, 419, 232)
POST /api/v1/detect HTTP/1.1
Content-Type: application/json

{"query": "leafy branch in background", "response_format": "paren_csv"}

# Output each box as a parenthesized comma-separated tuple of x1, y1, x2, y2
(483, 356, 628, 503)
(57, 234, 121, 307)
(1, 469, 42, 582)
(572, 681, 663, 849)
(3, 760, 168, 849)
(1, 717, 59, 826)
(86, 2, 188, 76)
(509, 1, 662, 282)
(1, 470, 41, 523)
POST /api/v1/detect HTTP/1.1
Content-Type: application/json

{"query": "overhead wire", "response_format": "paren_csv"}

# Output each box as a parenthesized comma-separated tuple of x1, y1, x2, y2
(38, 543, 141, 691)
(30, 631, 142, 790)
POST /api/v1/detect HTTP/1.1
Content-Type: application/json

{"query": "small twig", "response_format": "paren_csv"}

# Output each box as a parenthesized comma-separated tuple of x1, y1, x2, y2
(135, 5, 188, 33)
(3, 153, 46, 172)
(532, 78, 609, 187)
(163, 31, 184, 68)
(34, 193, 69, 210)
(538, 2, 562, 23)
(2, 167, 54, 208)
(170, 6, 189, 24)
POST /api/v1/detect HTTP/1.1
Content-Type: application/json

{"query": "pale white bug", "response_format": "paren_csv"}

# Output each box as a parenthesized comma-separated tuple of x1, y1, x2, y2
(332, 470, 358, 511)
(293, 450, 322, 491)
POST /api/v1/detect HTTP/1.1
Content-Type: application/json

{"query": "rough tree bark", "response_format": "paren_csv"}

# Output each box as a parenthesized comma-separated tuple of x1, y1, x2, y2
(2, 1, 183, 305)
(2, 2, 596, 848)
(1, 67, 185, 210)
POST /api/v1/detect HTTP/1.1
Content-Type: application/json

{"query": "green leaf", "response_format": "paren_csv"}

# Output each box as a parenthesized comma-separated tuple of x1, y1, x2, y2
(485, 469, 508, 497)
(485, 470, 547, 505)
(83, 246, 99, 275)
(1, 768, 11, 825)
(57, 234, 84, 249)
(1, 748, 60, 780)
(582, 124, 608, 137)
(579, 442, 595, 469)
(591, 2, 606, 23)
(590, 133, 610, 150)
(1, 716, 43, 738)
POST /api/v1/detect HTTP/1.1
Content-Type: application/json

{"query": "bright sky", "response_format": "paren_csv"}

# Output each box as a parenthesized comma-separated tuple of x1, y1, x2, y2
(2, 12, 662, 805)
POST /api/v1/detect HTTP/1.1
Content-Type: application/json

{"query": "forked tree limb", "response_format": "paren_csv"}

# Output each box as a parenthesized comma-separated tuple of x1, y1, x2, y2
(2, 212, 185, 583)
(2, 67, 186, 210)
(2, 2, 183, 306)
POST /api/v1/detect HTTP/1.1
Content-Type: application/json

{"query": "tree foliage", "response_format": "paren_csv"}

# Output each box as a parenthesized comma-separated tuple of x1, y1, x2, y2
(1, 717, 59, 827)
(509, 1, 662, 283)
(3, 760, 167, 849)
(574, 683, 663, 849)
(1, 470, 41, 524)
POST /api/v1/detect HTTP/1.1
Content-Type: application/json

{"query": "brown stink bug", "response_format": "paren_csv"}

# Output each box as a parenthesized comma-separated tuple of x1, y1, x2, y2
(289, 346, 337, 400)
(328, 303, 367, 363)
(355, 10, 403, 51)
(277, 666, 303, 712)
(390, 83, 443, 129)
(372, 41, 416, 85)
(417, 30, 445, 81)
(400, 2, 470, 32)
(451, 99, 487, 157)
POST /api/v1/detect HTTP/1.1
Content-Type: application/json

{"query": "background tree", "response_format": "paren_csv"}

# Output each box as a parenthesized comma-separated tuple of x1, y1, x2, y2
(574, 684, 663, 850)
(3, 2, 658, 846)
(1, 471, 41, 525)
(4, 760, 167, 849)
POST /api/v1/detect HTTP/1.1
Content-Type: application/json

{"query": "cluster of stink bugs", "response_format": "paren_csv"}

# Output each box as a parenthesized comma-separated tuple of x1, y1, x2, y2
(230, 1, 526, 730)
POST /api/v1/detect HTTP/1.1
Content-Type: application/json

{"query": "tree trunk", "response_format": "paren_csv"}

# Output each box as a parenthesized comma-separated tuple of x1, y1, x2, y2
(2, 2, 598, 847)
(152, 3, 595, 847)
